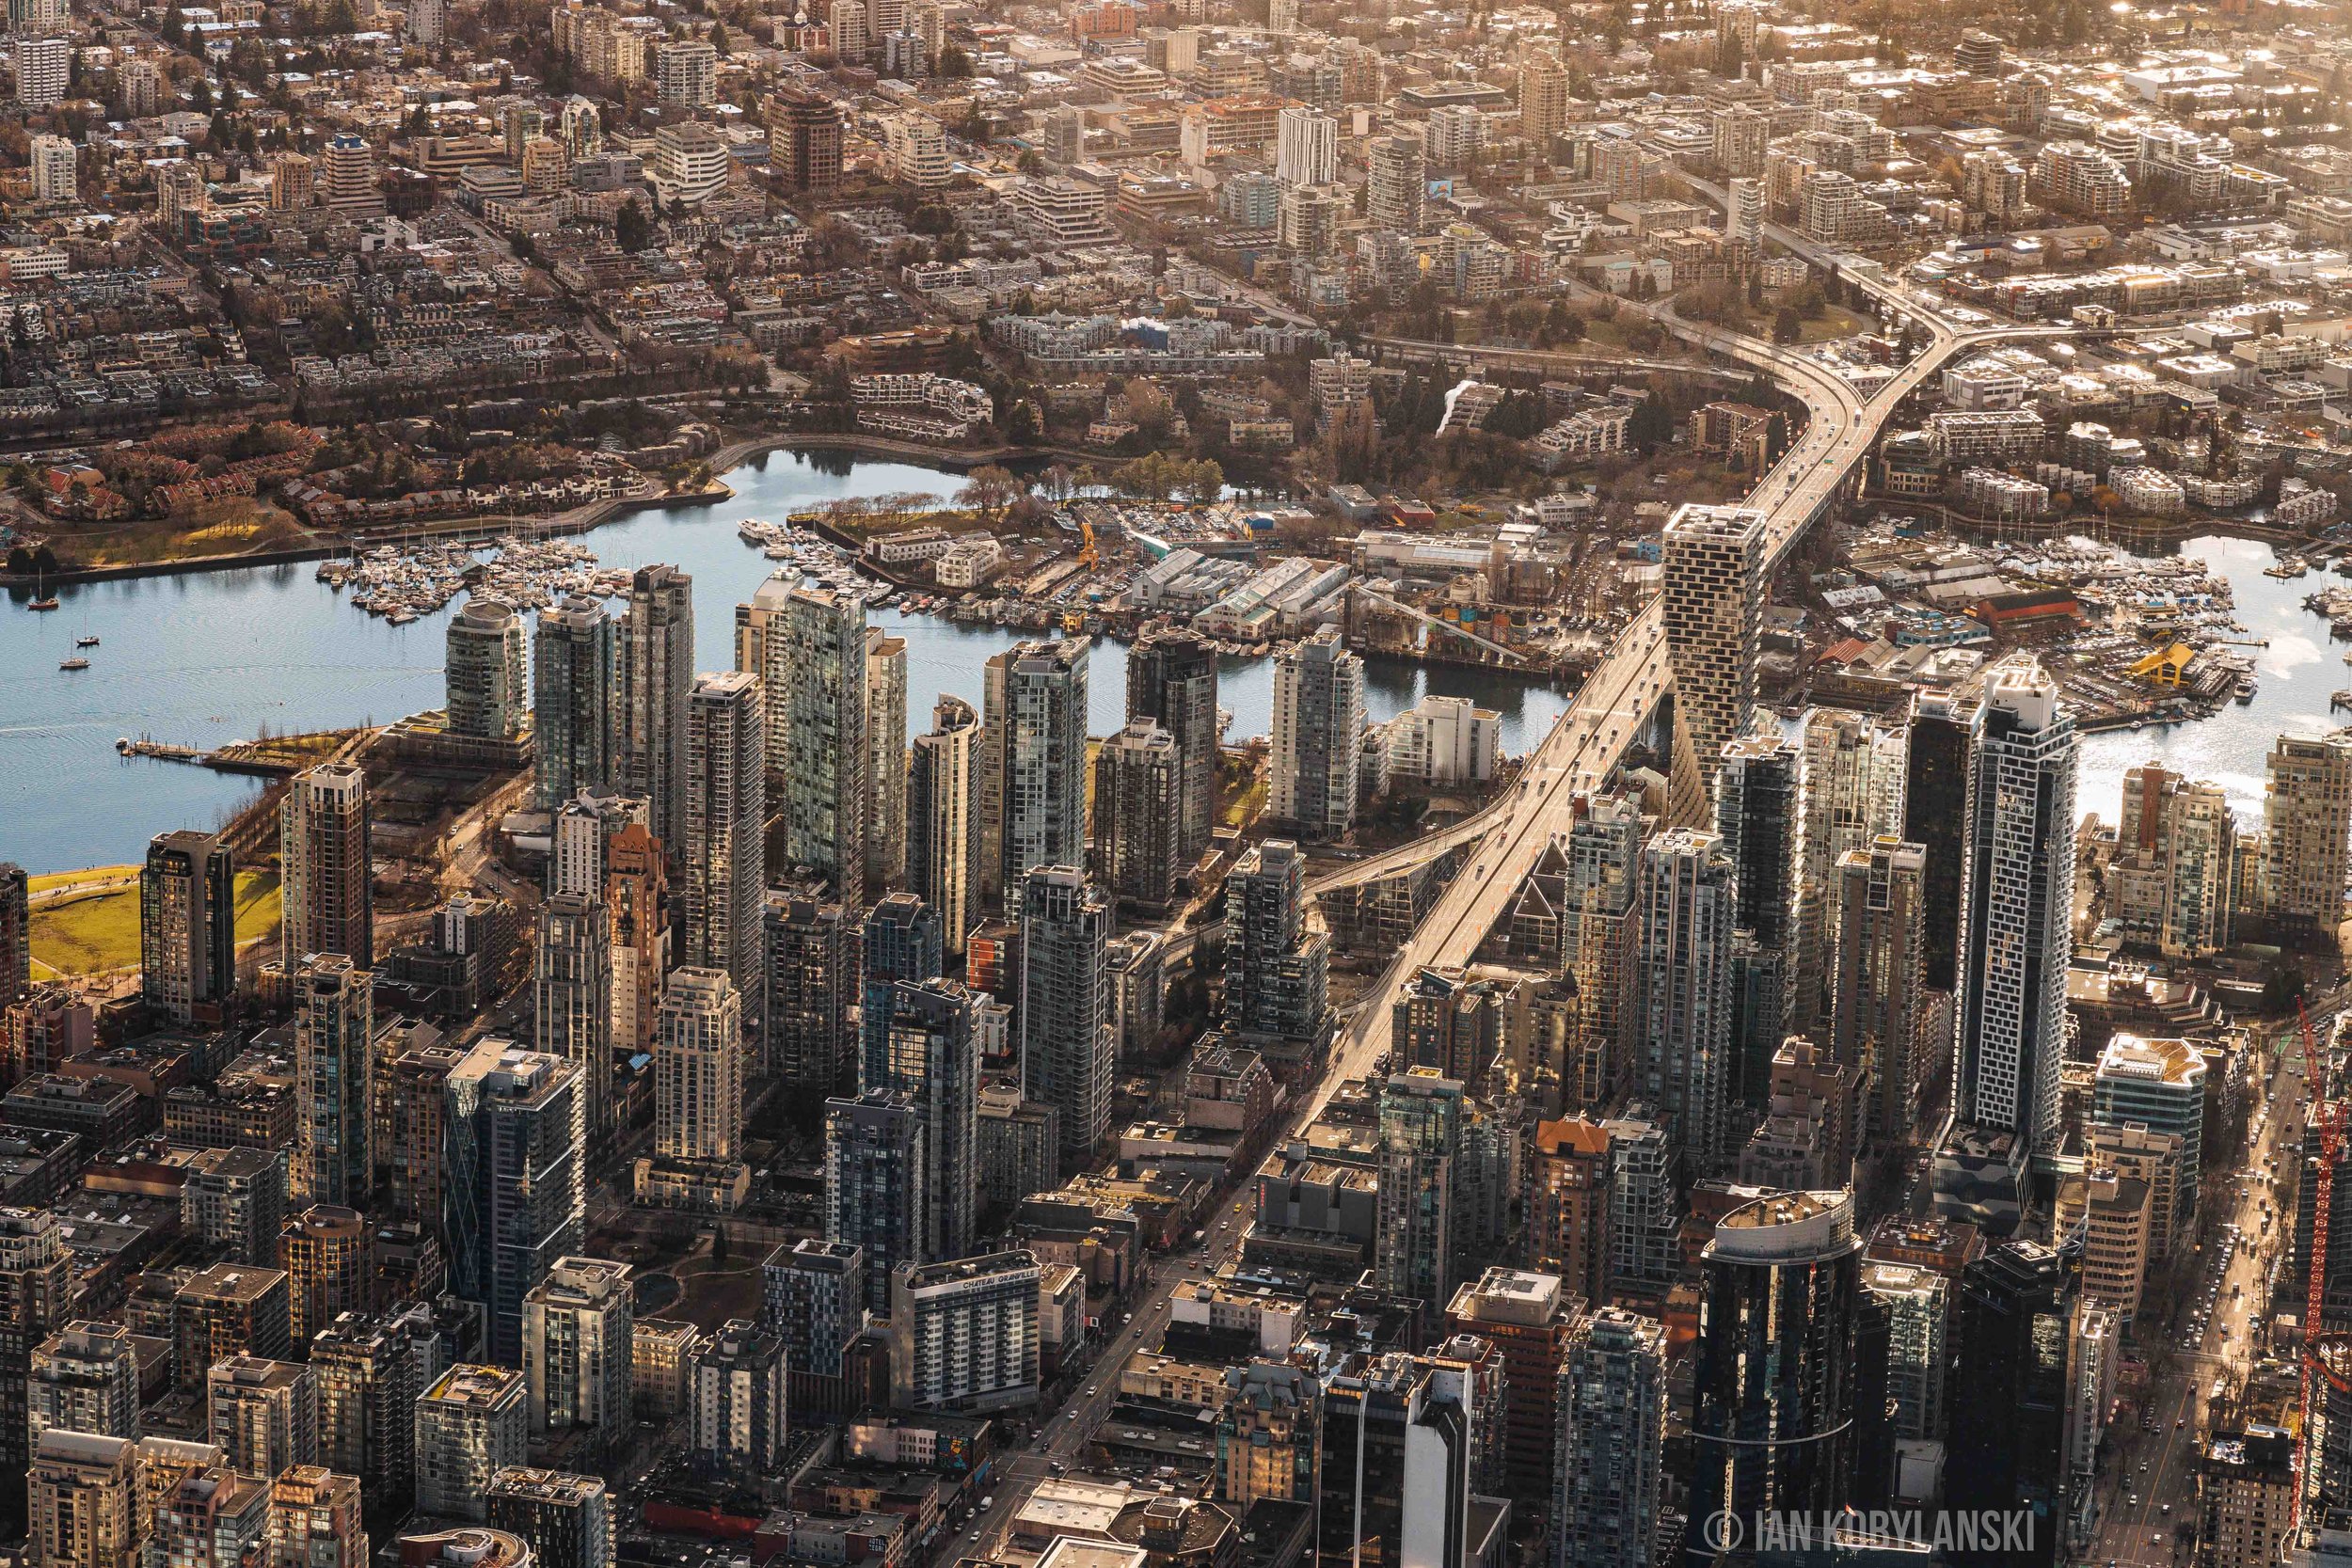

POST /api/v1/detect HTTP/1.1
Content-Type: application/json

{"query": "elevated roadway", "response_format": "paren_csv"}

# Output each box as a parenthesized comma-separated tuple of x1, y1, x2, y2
(1347, 579, 1530, 664)
(1302, 304, 2071, 1120)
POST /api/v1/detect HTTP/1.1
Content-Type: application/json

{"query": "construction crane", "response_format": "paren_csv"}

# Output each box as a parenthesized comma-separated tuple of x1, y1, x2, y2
(2302, 998, 2347, 1526)
(1077, 516, 1099, 572)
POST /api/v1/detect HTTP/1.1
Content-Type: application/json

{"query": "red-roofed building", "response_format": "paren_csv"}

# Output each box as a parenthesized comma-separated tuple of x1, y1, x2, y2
(1970, 587, 2082, 628)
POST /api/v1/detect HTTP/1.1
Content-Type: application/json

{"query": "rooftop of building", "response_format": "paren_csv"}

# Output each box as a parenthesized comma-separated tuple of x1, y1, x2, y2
(899, 1250, 1041, 1291)
(33, 1428, 133, 1466)
(282, 1204, 368, 1240)
(485, 1465, 608, 1502)
(633, 1318, 704, 1345)
(1445, 1266, 1566, 1326)
(1708, 1189, 1857, 1262)
(2095, 1031, 2208, 1088)
(178, 1263, 288, 1303)
(1035, 1538, 1148, 1568)
(421, 1363, 526, 1408)
(209, 1354, 308, 1390)
(395, 1529, 534, 1568)
(2204, 1424, 2294, 1473)
(1016, 1478, 1136, 1539)
(532, 1256, 632, 1299)
(695, 1318, 783, 1362)
(771, 1237, 863, 1270)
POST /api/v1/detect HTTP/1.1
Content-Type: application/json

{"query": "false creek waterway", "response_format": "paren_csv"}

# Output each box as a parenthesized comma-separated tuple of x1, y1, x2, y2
(2, 448, 1579, 873)
(0, 446, 2324, 873)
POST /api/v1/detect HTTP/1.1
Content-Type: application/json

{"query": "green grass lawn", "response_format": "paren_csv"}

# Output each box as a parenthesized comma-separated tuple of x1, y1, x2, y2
(29, 864, 137, 895)
(32, 868, 280, 980)
(1221, 774, 1269, 831)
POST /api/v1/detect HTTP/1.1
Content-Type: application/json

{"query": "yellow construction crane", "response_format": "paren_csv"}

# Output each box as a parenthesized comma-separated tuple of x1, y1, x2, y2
(1077, 516, 1099, 572)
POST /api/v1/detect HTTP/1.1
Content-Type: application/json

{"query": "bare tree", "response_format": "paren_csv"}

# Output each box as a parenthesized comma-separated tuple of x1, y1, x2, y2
(958, 464, 1024, 518)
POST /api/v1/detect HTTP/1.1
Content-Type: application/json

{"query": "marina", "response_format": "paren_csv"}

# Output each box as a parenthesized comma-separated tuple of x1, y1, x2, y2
(321, 535, 634, 621)
(733, 516, 900, 609)
(0, 449, 1583, 871)
(2075, 533, 2350, 824)
(1952, 532, 2264, 734)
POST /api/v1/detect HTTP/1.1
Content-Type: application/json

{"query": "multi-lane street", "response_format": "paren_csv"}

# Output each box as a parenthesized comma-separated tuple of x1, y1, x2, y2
(961, 1188, 1262, 1558)
(2094, 1035, 2302, 1568)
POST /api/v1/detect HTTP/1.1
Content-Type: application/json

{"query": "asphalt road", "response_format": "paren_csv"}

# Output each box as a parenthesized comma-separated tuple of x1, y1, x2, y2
(2092, 1027, 2310, 1567)
(960, 1182, 1260, 1559)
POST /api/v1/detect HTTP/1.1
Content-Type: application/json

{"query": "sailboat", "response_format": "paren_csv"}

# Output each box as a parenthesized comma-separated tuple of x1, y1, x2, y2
(28, 568, 58, 611)
(57, 656, 88, 672)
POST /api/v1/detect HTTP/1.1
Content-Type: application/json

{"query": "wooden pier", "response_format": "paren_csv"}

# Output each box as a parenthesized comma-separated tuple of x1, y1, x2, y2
(118, 730, 358, 778)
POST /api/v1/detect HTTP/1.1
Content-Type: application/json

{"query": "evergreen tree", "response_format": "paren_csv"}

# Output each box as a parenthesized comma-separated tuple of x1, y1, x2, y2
(1628, 395, 1675, 451)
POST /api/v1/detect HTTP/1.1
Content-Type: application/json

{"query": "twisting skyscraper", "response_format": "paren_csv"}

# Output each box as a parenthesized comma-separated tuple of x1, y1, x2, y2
(1661, 504, 1765, 825)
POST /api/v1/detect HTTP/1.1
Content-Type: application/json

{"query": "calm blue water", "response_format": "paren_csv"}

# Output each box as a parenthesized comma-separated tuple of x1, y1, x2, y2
(0, 449, 1573, 874)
